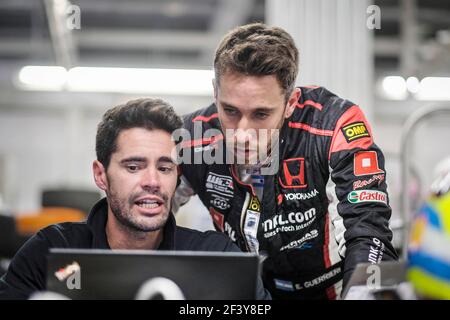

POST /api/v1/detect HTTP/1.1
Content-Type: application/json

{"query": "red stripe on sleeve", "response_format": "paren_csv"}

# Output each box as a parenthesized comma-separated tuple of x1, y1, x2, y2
(296, 100, 323, 111)
(328, 105, 373, 160)
(192, 113, 218, 122)
(288, 122, 334, 136)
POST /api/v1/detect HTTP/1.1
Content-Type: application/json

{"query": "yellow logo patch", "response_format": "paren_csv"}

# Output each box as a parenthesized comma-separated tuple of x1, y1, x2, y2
(248, 196, 261, 212)
(342, 122, 370, 142)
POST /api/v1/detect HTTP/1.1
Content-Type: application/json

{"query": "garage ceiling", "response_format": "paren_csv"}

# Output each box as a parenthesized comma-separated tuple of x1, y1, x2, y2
(0, 0, 448, 86)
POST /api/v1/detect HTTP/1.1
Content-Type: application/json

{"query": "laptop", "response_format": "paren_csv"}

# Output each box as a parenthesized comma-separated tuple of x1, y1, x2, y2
(46, 249, 260, 300)
(342, 261, 407, 299)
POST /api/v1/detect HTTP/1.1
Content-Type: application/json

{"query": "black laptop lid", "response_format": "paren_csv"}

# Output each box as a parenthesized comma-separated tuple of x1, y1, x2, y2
(47, 249, 259, 300)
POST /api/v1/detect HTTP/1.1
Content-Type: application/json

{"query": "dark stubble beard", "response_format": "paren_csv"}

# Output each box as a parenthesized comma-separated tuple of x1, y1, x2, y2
(106, 178, 171, 234)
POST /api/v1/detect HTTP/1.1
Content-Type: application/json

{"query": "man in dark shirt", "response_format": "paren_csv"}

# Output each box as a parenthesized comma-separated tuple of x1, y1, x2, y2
(0, 98, 269, 300)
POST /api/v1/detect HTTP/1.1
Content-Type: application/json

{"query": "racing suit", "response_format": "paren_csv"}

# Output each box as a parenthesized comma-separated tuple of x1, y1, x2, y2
(174, 86, 398, 299)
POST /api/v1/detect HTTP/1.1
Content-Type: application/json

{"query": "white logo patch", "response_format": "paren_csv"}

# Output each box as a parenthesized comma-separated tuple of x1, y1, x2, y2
(205, 172, 234, 198)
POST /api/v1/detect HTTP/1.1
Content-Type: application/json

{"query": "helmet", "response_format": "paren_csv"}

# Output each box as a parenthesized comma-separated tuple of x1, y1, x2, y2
(407, 158, 450, 299)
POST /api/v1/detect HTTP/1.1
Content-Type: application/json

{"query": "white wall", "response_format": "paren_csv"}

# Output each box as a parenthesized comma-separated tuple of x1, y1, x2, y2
(266, 0, 374, 121)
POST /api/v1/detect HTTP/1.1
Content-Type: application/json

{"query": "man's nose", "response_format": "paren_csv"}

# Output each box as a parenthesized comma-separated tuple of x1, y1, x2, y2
(236, 116, 251, 131)
(140, 167, 160, 191)
(234, 119, 256, 144)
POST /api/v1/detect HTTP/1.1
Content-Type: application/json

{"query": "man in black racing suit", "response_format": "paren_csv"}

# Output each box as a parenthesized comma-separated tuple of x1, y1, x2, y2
(173, 23, 398, 300)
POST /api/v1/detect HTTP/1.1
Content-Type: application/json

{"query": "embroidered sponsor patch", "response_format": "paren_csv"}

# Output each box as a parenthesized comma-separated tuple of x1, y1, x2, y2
(283, 189, 319, 201)
(347, 190, 388, 205)
(279, 229, 319, 251)
(205, 172, 234, 197)
(279, 157, 307, 189)
(243, 195, 262, 253)
(210, 194, 231, 210)
(274, 279, 295, 291)
(262, 208, 317, 238)
(353, 174, 385, 190)
(342, 122, 370, 142)
(354, 151, 384, 176)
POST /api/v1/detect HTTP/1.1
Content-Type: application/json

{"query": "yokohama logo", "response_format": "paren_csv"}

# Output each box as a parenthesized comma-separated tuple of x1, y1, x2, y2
(347, 190, 387, 205)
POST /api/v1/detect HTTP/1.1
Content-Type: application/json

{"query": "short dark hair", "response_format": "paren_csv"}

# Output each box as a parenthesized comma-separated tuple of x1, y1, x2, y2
(214, 23, 299, 98)
(96, 98, 182, 169)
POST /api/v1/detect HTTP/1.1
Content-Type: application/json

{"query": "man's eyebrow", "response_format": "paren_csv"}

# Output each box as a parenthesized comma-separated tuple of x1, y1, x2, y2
(220, 101, 238, 109)
(220, 101, 274, 112)
(254, 107, 275, 113)
(120, 157, 147, 164)
(158, 156, 176, 164)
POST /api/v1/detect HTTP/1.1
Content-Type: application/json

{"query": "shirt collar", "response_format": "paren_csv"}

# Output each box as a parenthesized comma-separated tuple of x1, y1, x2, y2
(87, 197, 176, 250)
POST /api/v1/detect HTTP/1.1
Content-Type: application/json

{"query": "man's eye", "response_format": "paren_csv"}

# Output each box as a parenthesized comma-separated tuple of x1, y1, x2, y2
(224, 108, 238, 116)
(255, 112, 269, 120)
(159, 166, 174, 173)
(127, 165, 140, 172)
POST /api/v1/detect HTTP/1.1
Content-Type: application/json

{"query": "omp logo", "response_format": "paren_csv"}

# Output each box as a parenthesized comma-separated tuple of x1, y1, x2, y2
(205, 172, 233, 197)
(347, 190, 387, 205)
(342, 122, 370, 142)
(262, 208, 316, 233)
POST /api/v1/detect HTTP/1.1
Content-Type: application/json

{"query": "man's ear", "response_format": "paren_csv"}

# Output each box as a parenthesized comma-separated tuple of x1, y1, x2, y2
(284, 87, 301, 119)
(93, 160, 108, 191)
